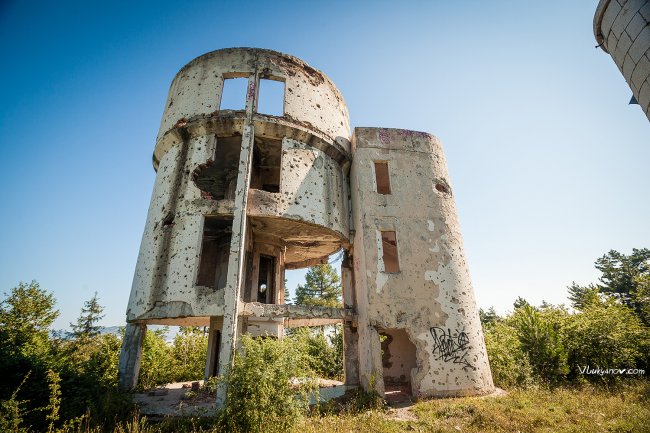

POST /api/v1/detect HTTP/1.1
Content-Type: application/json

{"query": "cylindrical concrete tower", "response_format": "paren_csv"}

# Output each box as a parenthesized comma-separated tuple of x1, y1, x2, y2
(594, 0, 650, 121)
(118, 48, 353, 394)
(350, 128, 494, 398)
(118, 47, 494, 402)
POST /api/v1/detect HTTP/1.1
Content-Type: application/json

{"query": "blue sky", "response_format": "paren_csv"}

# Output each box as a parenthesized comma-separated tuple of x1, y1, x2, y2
(1, 1, 648, 330)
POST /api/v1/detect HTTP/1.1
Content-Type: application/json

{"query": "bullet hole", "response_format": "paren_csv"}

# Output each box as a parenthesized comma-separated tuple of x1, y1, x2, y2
(435, 180, 451, 195)
(162, 213, 175, 228)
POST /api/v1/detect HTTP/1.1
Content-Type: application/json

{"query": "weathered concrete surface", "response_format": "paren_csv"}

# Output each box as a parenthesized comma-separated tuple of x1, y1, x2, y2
(350, 127, 494, 398)
(118, 323, 146, 391)
(121, 48, 493, 401)
(127, 48, 351, 326)
(595, 0, 650, 120)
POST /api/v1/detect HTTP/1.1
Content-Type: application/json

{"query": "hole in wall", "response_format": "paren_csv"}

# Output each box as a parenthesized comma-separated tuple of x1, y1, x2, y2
(257, 78, 285, 116)
(379, 328, 416, 400)
(374, 161, 391, 194)
(220, 77, 248, 110)
(197, 216, 232, 289)
(434, 180, 451, 195)
(193, 136, 241, 200)
(380, 231, 400, 273)
(162, 213, 175, 228)
(251, 136, 282, 193)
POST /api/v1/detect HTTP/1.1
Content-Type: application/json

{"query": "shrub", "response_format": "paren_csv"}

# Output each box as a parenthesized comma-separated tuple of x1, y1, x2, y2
(289, 327, 343, 380)
(217, 334, 316, 433)
(169, 327, 208, 382)
(137, 327, 174, 389)
(563, 296, 650, 382)
(483, 321, 535, 388)
(511, 305, 569, 383)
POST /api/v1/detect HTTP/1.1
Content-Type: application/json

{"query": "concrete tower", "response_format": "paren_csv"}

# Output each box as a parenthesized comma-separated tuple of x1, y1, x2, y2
(594, 0, 650, 121)
(118, 48, 494, 400)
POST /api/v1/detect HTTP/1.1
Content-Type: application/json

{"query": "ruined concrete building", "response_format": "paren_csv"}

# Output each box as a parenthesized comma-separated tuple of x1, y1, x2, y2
(594, 0, 650, 121)
(118, 48, 494, 401)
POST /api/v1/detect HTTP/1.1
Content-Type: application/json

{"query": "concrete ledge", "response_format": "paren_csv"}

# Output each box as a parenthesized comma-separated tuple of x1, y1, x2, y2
(240, 302, 355, 321)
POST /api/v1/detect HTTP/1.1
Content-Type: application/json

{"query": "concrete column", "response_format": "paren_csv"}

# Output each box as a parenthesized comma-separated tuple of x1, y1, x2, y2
(342, 252, 359, 386)
(216, 72, 258, 406)
(204, 316, 222, 380)
(117, 323, 146, 392)
(357, 323, 384, 395)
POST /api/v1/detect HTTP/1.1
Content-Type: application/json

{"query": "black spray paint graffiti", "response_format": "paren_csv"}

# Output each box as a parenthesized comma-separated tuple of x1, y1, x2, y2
(429, 327, 473, 369)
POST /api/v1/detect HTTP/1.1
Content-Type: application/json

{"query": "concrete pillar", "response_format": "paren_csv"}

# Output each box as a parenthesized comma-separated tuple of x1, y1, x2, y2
(117, 323, 146, 392)
(357, 323, 384, 395)
(342, 252, 359, 386)
(204, 316, 222, 380)
(215, 73, 258, 406)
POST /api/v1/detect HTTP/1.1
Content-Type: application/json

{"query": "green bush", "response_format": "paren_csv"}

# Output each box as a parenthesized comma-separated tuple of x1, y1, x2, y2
(54, 334, 131, 425)
(289, 326, 343, 380)
(511, 305, 569, 384)
(217, 334, 317, 433)
(169, 327, 208, 382)
(483, 321, 535, 388)
(137, 327, 174, 389)
(138, 327, 208, 390)
(563, 296, 650, 382)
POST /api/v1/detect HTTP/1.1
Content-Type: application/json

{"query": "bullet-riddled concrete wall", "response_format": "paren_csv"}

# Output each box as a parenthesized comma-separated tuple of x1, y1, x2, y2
(350, 127, 494, 398)
(126, 48, 351, 325)
(595, 0, 650, 121)
(121, 47, 494, 399)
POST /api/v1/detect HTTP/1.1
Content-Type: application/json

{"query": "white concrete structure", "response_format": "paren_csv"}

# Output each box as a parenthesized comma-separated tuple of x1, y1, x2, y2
(118, 48, 494, 400)
(595, 0, 650, 121)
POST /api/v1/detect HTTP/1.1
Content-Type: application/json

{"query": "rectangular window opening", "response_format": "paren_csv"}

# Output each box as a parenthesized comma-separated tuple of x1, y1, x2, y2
(197, 217, 233, 288)
(381, 230, 400, 273)
(194, 135, 241, 200)
(251, 137, 281, 193)
(374, 161, 391, 194)
(257, 255, 276, 303)
(257, 78, 285, 116)
(220, 77, 248, 110)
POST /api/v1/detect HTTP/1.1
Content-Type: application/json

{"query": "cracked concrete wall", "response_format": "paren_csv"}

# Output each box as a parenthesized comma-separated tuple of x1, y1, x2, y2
(128, 134, 226, 323)
(124, 48, 493, 399)
(350, 127, 494, 398)
(156, 48, 350, 159)
(595, 0, 650, 121)
(126, 48, 351, 328)
(279, 138, 348, 235)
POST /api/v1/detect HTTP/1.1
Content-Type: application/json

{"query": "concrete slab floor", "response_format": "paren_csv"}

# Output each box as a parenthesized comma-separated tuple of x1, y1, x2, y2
(133, 379, 351, 417)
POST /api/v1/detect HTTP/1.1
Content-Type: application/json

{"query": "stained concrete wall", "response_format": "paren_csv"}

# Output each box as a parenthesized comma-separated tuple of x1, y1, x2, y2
(350, 127, 494, 398)
(155, 48, 351, 167)
(595, 0, 650, 120)
(127, 48, 351, 325)
(123, 48, 493, 399)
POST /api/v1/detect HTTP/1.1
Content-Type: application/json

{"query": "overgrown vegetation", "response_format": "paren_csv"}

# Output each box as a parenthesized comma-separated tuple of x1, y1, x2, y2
(1, 249, 649, 432)
(482, 248, 650, 388)
(216, 335, 317, 433)
(0, 283, 206, 431)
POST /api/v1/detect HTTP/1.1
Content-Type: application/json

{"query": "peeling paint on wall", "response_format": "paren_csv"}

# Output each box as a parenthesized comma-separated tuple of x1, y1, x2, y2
(118, 48, 494, 400)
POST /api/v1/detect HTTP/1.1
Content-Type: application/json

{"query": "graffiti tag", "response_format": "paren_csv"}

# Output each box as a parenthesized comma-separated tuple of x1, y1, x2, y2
(429, 327, 473, 369)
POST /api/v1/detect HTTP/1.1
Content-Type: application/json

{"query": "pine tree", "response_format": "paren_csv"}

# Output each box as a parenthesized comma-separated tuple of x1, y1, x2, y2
(294, 264, 341, 307)
(70, 292, 105, 338)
